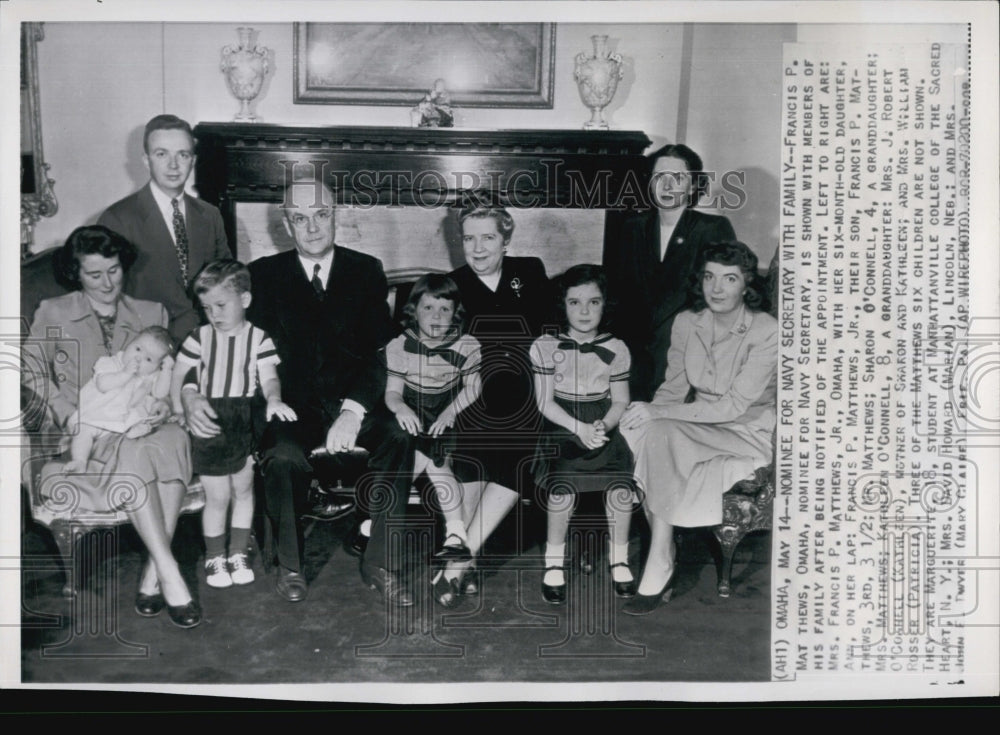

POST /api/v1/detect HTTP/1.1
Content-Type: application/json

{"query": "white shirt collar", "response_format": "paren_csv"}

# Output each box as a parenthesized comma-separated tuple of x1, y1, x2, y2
(297, 250, 335, 288)
(149, 182, 185, 244)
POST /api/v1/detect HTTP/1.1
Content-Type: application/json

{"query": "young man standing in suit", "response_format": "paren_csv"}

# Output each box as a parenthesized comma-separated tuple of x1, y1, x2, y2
(99, 114, 230, 343)
(181, 174, 411, 606)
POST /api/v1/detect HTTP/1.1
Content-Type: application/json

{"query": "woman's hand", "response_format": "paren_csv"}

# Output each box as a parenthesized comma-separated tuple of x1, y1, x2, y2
(125, 421, 154, 439)
(620, 401, 657, 431)
(147, 398, 172, 427)
(181, 389, 221, 438)
(393, 405, 422, 436)
(427, 407, 456, 438)
(576, 421, 609, 450)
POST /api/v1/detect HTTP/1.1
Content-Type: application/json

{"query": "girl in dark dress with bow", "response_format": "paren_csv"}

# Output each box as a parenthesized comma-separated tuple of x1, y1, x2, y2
(374, 274, 482, 568)
(529, 265, 636, 605)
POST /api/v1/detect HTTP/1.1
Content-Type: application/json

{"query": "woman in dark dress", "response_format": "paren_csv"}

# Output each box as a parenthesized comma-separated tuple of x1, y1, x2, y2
(603, 144, 737, 402)
(434, 205, 551, 605)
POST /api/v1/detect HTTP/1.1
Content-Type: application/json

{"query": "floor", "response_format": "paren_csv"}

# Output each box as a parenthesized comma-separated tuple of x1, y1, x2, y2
(20, 497, 771, 686)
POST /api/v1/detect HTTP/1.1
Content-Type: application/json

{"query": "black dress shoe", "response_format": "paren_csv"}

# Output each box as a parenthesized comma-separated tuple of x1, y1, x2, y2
(610, 562, 638, 598)
(459, 566, 479, 596)
(134, 591, 165, 617)
(303, 495, 356, 522)
(541, 566, 567, 605)
(431, 572, 461, 609)
(433, 535, 472, 564)
(361, 564, 415, 608)
(275, 567, 308, 603)
(345, 524, 369, 557)
(166, 600, 202, 629)
(622, 573, 675, 616)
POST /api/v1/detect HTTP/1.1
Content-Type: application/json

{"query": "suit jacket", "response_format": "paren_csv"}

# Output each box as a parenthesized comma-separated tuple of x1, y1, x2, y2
(603, 207, 736, 400)
(652, 306, 778, 433)
(98, 183, 230, 343)
(246, 247, 393, 426)
(29, 290, 169, 430)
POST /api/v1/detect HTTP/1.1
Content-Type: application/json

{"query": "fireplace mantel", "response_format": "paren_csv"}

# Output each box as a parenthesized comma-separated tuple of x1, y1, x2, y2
(193, 123, 652, 247)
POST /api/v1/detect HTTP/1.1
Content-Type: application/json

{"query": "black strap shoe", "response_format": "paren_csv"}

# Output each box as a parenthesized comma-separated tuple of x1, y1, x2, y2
(610, 562, 638, 598)
(541, 566, 567, 605)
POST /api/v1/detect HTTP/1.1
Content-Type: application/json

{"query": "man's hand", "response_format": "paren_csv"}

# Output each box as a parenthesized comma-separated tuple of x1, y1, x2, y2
(325, 409, 361, 453)
(181, 389, 221, 438)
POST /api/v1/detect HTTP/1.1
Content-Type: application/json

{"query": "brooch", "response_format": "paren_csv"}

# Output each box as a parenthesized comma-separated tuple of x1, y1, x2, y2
(736, 324, 748, 334)
(510, 277, 523, 298)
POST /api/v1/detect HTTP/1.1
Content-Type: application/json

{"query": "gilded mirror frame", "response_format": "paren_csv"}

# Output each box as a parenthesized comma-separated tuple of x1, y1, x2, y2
(21, 22, 58, 258)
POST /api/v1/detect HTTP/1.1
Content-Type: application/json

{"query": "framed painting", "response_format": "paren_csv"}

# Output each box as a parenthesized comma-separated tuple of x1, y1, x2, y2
(293, 22, 556, 108)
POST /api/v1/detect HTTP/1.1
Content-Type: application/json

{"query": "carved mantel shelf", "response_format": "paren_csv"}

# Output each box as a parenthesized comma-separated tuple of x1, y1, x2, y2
(193, 123, 653, 245)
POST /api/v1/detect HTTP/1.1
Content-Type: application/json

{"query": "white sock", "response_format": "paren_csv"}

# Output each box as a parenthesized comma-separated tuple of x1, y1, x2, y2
(444, 520, 467, 544)
(609, 542, 632, 582)
(359, 519, 372, 537)
(543, 542, 565, 585)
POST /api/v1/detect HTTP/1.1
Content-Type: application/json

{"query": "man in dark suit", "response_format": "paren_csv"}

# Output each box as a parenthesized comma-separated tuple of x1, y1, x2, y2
(181, 175, 410, 605)
(99, 115, 230, 343)
(604, 144, 736, 402)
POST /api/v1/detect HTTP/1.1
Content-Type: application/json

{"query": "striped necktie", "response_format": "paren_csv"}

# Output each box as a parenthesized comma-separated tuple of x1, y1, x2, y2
(171, 198, 190, 281)
(311, 263, 325, 299)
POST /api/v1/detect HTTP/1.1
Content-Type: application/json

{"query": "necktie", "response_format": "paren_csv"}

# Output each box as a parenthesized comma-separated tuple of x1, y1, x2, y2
(170, 198, 190, 281)
(403, 335, 465, 368)
(556, 335, 616, 365)
(311, 263, 325, 299)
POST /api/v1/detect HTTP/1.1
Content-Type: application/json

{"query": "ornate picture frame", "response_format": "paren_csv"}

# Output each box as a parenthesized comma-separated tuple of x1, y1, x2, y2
(293, 22, 556, 108)
(21, 22, 58, 258)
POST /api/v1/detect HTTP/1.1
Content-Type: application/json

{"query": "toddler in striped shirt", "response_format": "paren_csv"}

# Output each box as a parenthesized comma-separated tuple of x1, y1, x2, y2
(172, 259, 296, 589)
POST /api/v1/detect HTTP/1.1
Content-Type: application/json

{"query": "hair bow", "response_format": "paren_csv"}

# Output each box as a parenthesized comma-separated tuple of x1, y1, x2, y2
(556, 335, 615, 365)
(404, 336, 465, 368)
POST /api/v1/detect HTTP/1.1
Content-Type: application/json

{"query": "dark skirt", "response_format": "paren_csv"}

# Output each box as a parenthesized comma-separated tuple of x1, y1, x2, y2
(370, 384, 457, 471)
(533, 395, 635, 496)
(191, 396, 259, 476)
(451, 365, 542, 494)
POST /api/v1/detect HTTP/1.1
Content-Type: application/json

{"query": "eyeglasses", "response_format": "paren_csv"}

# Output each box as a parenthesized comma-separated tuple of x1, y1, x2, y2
(286, 208, 334, 229)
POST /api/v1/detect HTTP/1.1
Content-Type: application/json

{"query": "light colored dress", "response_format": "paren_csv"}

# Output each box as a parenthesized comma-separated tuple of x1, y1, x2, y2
(529, 332, 634, 495)
(29, 291, 191, 513)
(621, 304, 777, 526)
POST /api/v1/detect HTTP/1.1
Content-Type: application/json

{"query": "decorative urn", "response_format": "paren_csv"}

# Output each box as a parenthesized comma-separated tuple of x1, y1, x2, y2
(220, 27, 271, 122)
(573, 35, 624, 130)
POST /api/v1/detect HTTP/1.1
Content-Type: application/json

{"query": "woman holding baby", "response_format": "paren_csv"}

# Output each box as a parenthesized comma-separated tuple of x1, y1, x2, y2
(29, 225, 200, 628)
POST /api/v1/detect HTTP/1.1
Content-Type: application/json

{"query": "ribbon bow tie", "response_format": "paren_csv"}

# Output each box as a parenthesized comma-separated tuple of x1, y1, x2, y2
(404, 336, 465, 368)
(556, 336, 615, 365)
